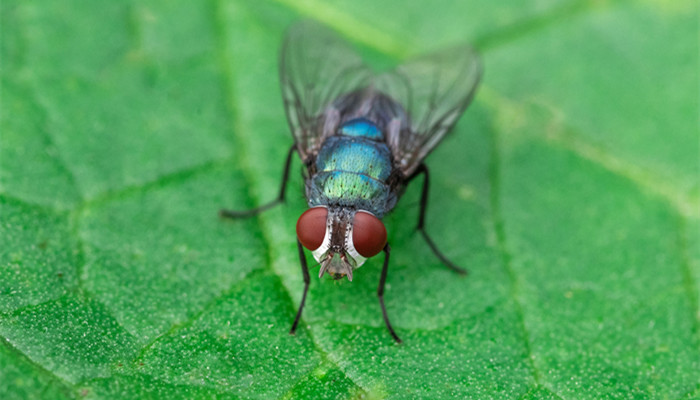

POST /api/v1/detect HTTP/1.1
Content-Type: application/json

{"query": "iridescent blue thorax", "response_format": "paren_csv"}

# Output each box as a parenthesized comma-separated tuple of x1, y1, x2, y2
(307, 118, 395, 217)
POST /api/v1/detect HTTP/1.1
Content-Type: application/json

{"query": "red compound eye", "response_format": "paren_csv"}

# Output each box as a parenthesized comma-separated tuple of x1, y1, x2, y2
(352, 211, 387, 258)
(296, 207, 328, 250)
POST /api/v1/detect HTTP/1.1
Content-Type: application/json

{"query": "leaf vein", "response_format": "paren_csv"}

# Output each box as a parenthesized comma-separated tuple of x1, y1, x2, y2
(23, 85, 84, 203)
(78, 157, 234, 212)
(0, 334, 78, 398)
(270, 0, 410, 57)
(474, 0, 624, 51)
(127, 268, 268, 366)
(677, 216, 700, 345)
(489, 103, 550, 393)
(479, 86, 699, 219)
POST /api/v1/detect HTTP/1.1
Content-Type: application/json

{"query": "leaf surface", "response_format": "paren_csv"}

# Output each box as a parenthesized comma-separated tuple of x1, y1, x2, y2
(1, 0, 698, 399)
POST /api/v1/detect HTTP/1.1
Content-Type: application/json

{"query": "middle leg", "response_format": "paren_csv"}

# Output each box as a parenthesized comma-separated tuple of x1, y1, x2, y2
(408, 163, 467, 275)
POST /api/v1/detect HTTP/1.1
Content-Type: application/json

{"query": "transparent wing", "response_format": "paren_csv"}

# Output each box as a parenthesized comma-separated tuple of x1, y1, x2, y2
(374, 45, 482, 176)
(280, 21, 372, 162)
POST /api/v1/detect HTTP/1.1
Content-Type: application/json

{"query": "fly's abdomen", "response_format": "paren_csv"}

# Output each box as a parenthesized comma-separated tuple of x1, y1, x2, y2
(307, 120, 394, 217)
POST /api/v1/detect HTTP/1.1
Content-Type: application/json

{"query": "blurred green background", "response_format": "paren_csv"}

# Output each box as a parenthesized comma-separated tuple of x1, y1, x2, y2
(1, 0, 698, 399)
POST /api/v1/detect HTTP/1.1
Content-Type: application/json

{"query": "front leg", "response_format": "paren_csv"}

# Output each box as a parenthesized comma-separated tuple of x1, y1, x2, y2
(407, 163, 467, 275)
(220, 145, 296, 218)
(378, 244, 402, 343)
(290, 238, 311, 335)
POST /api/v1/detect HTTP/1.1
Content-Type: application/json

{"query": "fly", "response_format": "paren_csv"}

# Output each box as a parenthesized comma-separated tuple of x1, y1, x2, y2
(220, 21, 482, 343)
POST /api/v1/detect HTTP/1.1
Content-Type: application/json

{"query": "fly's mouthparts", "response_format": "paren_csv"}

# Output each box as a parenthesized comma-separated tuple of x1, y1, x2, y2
(317, 252, 354, 281)
(318, 261, 330, 279)
(341, 253, 354, 281)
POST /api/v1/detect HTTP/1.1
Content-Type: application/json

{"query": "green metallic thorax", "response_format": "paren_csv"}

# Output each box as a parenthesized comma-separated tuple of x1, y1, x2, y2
(307, 119, 395, 217)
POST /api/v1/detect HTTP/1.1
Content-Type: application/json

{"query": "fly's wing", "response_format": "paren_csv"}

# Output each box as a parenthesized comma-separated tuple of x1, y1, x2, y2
(280, 21, 372, 162)
(374, 45, 482, 177)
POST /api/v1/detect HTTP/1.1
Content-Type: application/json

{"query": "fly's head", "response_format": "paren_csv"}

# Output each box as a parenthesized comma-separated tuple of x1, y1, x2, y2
(296, 206, 387, 281)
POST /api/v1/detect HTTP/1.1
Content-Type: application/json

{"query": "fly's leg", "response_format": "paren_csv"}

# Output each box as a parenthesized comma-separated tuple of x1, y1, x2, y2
(219, 145, 296, 218)
(408, 163, 468, 275)
(290, 238, 310, 335)
(378, 244, 402, 343)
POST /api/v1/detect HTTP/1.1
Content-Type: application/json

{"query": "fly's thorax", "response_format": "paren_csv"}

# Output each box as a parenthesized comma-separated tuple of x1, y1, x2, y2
(308, 133, 395, 217)
(316, 136, 392, 181)
(308, 171, 388, 217)
(296, 206, 387, 281)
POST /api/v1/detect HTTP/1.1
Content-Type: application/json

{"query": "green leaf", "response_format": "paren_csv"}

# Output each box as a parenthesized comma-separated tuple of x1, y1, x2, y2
(1, 0, 698, 399)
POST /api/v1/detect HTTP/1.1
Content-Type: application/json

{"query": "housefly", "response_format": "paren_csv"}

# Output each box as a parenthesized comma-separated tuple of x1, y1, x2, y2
(220, 21, 481, 343)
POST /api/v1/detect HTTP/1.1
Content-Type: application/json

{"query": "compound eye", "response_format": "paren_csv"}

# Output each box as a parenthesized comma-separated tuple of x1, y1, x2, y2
(352, 211, 387, 258)
(296, 207, 328, 251)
